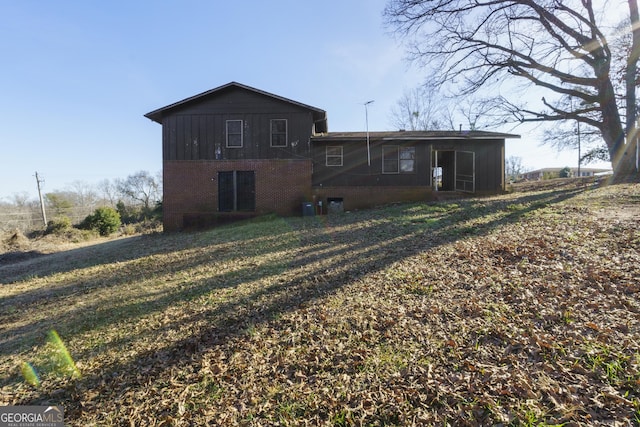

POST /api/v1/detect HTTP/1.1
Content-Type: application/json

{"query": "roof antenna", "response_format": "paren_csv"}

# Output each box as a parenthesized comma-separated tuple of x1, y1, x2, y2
(364, 100, 374, 166)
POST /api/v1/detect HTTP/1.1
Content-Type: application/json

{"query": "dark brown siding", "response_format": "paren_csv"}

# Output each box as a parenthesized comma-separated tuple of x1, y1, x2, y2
(312, 139, 505, 193)
(312, 140, 431, 187)
(431, 140, 505, 192)
(161, 87, 315, 162)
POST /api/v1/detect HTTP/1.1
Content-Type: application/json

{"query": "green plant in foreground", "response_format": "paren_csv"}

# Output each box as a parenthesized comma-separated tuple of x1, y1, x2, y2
(581, 342, 631, 385)
(506, 203, 527, 212)
(46, 329, 81, 379)
(331, 409, 349, 426)
(21, 330, 80, 386)
(20, 362, 40, 387)
(632, 399, 640, 426)
(561, 310, 573, 324)
(277, 400, 306, 421)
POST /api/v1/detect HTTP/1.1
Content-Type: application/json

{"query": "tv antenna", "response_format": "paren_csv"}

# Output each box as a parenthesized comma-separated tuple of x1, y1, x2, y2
(364, 100, 374, 166)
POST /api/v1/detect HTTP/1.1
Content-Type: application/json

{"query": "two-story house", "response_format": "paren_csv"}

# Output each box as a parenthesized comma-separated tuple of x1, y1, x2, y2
(145, 82, 519, 231)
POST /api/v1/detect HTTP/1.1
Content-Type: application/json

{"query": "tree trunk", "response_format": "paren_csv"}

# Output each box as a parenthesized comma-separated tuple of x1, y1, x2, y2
(617, 0, 640, 182)
(611, 134, 639, 182)
(599, 76, 638, 181)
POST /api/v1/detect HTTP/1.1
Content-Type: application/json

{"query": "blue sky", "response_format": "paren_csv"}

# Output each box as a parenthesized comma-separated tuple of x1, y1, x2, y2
(0, 1, 611, 201)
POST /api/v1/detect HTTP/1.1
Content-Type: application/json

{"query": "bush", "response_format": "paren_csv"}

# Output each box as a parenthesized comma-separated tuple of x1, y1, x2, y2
(559, 166, 572, 178)
(116, 200, 163, 224)
(81, 207, 121, 236)
(116, 201, 140, 224)
(46, 216, 72, 235)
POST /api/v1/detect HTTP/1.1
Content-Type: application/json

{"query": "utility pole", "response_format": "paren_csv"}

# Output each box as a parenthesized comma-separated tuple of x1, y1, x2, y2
(35, 172, 47, 227)
(576, 121, 581, 177)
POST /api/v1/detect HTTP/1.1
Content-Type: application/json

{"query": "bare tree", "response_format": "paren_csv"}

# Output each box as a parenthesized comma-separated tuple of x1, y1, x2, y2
(97, 179, 118, 206)
(10, 192, 31, 209)
(543, 119, 606, 165)
(0, 193, 38, 232)
(45, 188, 99, 224)
(390, 85, 512, 131)
(384, 0, 640, 180)
(116, 171, 160, 213)
(66, 180, 99, 208)
(505, 156, 525, 181)
(454, 96, 513, 130)
(390, 86, 451, 130)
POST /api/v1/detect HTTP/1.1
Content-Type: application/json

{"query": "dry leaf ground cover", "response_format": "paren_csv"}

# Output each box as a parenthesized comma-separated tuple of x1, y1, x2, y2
(1, 180, 639, 426)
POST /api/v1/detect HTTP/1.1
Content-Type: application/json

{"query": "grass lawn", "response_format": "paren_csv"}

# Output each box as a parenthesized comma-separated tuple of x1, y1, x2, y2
(1, 180, 639, 425)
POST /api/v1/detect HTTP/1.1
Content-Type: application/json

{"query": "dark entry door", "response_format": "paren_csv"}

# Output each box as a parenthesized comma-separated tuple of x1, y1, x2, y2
(236, 171, 256, 211)
(218, 171, 235, 212)
(432, 150, 456, 191)
(218, 171, 256, 212)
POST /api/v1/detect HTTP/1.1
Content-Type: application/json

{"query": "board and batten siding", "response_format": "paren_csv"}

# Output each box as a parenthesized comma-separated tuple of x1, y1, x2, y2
(162, 113, 315, 161)
(311, 140, 431, 187)
(161, 88, 316, 162)
(312, 138, 505, 193)
(430, 139, 505, 192)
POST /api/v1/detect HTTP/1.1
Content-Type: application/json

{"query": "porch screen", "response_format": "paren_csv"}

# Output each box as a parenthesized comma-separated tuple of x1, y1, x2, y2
(218, 171, 256, 212)
(455, 151, 475, 192)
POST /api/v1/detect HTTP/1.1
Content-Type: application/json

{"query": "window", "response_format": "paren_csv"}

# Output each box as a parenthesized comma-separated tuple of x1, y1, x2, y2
(383, 146, 415, 174)
(271, 119, 287, 147)
(382, 146, 399, 173)
(218, 171, 255, 212)
(400, 147, 416, 172)
(226, 120, 243, 148)
(326, 146, 343, 166)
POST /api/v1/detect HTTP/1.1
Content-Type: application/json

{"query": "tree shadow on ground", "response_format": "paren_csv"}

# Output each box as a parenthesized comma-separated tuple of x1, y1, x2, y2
(4, 186, 589, 417)
(0, 227, 265, 285)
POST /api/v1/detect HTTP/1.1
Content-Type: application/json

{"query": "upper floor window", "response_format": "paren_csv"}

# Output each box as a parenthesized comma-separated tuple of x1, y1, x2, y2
(271, 119, 287, 147)
(326, 146, 343, 166)
(383, 146, 415, 174)
(226, 120, 243, 148)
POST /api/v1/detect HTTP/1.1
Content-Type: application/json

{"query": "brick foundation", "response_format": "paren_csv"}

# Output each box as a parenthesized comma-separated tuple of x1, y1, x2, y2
(163, 159, 312, 231)
(311, 186, 435, 213)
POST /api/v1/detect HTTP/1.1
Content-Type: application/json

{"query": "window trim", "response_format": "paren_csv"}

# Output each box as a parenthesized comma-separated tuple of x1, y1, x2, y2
(326, 146, 343, 167)
(399, 146, 416, 173)
(382, 145, 399, 174)
(383, 145, 415, 174)
(270, 119, 288, 147)
(226, 120, 243, 148)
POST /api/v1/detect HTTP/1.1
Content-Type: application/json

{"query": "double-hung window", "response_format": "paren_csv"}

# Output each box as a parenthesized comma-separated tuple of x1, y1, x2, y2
(270, 119, 287, 147)
(326, 146, 343, 166)
(226, 120, 243, 148)
(400, 147, 416, 172)
(383, 146, 415, 174)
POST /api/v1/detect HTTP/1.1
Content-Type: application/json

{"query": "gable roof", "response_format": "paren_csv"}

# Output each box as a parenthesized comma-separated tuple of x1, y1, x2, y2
(144, 81, 328, 131)
(311, 130, 520, 142)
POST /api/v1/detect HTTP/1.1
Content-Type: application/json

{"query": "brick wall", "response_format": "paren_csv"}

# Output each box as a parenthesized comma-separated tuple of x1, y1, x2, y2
(311, 186, 435, 213)
(163, 159, 312, 231)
